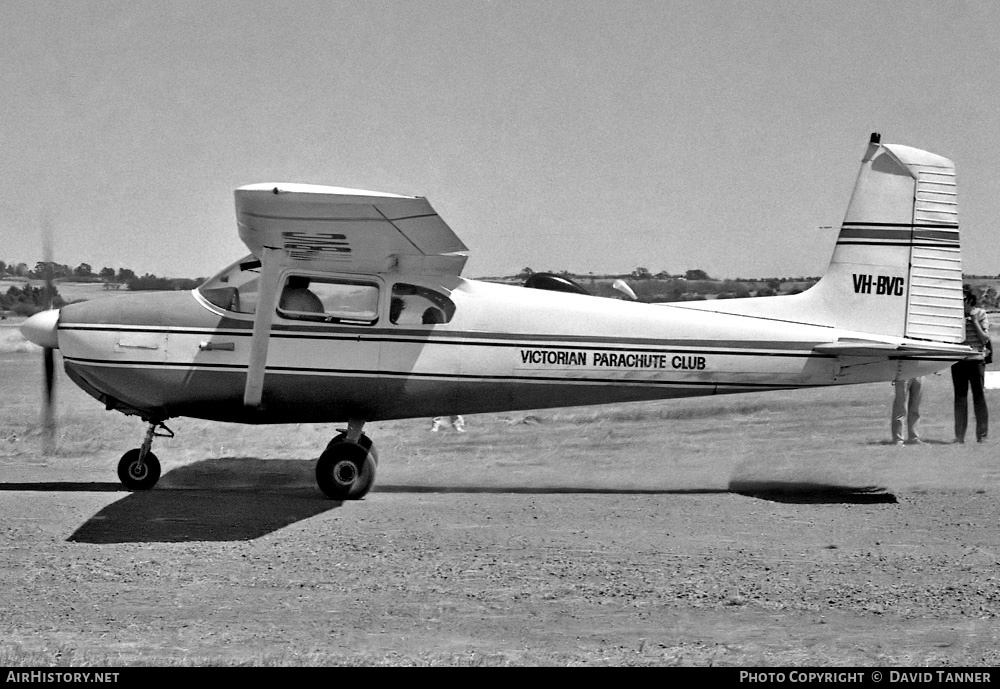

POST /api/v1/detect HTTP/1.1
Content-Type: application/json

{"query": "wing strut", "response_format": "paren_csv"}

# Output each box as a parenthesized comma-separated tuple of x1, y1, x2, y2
(243, 247, 283, 408)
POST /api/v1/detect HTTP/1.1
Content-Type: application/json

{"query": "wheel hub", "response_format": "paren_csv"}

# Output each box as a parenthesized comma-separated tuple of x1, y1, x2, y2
(333, 460, 358, 486)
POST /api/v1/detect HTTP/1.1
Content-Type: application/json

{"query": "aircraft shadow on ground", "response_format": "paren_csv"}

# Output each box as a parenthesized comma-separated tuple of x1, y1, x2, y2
(5, 458, 898, 544)
(378, 483, 898, 504)
(374, 485, 731, 495)
(67, 457, 341, 544)
(727, 480, 898, 504)
(0, 482, 123, 492)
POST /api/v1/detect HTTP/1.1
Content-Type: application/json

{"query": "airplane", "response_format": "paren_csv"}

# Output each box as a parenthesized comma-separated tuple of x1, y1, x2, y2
(20, 133, 979, 500)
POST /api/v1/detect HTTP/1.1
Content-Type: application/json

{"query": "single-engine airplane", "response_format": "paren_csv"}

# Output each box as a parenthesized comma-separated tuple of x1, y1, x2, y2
(21, 134, 979, 499)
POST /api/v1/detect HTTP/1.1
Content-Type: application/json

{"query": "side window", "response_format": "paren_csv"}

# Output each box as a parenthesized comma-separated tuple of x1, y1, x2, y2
(390, 283, 456, 325)
(279, 276, 380, 324)
(198, 257, 261, 314)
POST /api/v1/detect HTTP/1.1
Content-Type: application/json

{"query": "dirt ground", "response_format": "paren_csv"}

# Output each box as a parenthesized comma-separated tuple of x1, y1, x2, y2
(1, 352, 998, 666)
(1, 461, 998, 666)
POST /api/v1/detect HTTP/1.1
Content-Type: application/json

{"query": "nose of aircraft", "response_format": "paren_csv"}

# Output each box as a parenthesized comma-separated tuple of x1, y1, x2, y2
(21, 308, 60, 349)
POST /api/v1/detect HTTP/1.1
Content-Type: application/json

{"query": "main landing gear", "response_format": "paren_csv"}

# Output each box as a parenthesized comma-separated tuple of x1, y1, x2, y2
(315, 418, 378, 500)
(113, 418, 377, 499)
(117, 421, 173, 490)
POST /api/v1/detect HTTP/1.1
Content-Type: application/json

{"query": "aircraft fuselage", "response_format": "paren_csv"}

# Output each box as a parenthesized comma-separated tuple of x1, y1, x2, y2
(54, 276, 950, 425)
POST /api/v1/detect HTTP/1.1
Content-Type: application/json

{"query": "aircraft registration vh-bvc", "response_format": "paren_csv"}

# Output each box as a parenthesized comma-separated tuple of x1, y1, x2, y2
(21, 134, 979, 499)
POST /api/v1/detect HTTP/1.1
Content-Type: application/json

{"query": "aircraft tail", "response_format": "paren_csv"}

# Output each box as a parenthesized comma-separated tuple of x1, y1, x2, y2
(803, 133, 964, 342)
(680, 134, 965, 344)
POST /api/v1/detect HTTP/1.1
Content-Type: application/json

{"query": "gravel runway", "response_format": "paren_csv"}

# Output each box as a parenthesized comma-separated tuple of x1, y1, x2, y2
(1, 466, 997, 666)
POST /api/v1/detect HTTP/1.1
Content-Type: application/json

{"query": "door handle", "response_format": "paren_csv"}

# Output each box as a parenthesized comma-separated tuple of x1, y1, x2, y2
(199, 341, 235, 351)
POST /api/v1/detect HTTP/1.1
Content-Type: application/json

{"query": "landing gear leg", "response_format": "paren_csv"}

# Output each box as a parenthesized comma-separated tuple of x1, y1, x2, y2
(315, 417, 378, 500)
(117, 421, 172, 490)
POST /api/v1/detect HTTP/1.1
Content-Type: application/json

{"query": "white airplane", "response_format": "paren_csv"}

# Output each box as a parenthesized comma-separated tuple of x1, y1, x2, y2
(21, 134, 978, 499)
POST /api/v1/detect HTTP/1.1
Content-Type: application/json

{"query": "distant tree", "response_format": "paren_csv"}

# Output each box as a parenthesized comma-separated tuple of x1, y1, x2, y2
(13, 263, 29, 277)
(73, 263, 94, 278)
(684, 269, 710, 281)
(99, 267, 116, 280)
(168, 278, 200, 291)
(726, 282, 751, 298)
(664, 283, 686, 302)
(116, 267, 137, 283)
(0, 284, 65, 316)
(126, 273, 174, 291)
(125, 274, 198, 291)
(31, 261, 72, 280)
(0, 260, 6, 276)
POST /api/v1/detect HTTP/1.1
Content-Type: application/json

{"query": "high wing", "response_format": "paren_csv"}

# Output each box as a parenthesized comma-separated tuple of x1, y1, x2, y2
(236, 183, 470, 408)
(235, 183, 469, 276)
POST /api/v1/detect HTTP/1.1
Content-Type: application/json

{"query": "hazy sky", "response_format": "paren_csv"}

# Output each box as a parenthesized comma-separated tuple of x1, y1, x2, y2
(2, 0, 999, 280)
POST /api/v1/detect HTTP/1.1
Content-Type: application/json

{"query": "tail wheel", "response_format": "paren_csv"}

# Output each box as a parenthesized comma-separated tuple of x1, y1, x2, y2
(316, 439, 377, 500)
(117, 448, 161, 490)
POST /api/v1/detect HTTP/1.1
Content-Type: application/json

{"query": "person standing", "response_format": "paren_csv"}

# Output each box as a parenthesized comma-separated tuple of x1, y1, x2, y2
(891, 377, 924, 445)
(951, 290, 990, 443)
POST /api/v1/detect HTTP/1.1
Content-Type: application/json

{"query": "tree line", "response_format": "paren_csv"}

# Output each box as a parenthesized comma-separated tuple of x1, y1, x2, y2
(0, 260, 199, 290)
(0, 259, 198, 287)
(0, 260, 201, 317)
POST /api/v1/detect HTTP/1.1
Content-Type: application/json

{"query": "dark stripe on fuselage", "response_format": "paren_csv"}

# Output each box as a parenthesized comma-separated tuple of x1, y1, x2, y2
(838, 228, 958, 242)
(841, 222, 959, 228)
(61, 356, 739, 388)
(837, 241, 959, 248)
(57, 323, 831, 358)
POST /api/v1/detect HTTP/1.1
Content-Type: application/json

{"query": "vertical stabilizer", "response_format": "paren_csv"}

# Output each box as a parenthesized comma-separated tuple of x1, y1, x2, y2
(672, 135, 965, 344)
(825, 134, 964, 341)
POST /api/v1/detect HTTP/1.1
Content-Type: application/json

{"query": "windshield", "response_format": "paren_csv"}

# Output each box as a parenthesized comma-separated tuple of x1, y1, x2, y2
(198, 255, 261, 314)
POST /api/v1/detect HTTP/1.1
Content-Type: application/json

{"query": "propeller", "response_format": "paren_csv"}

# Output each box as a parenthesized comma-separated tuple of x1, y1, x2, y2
(20, 217, 60, 453)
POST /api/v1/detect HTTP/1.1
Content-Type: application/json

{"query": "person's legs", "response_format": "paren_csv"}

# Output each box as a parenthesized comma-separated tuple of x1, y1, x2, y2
(906, 378, 923, 442)
(970, 362, 988, 442)
(891, 382, 907, 443)
(952, 364, 970, 442)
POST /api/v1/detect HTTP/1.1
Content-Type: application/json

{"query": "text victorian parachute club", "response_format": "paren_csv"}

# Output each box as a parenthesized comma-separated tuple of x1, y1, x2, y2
(518, 348, 707, 370)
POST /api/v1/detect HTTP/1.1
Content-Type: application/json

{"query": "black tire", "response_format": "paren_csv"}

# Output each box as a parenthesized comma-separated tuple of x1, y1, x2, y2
(117, 448, 161, 490)
(328, 433, 379, 466)
(316, 440, 377, 500)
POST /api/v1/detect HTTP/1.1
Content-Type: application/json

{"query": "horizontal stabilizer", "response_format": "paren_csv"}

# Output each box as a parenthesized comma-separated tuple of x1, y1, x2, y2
(813, 338, 975, 360)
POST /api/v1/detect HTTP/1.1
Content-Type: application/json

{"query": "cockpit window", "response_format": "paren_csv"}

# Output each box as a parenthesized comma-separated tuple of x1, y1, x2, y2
(198, 256, 260, 314)
(389, 283, 455, 325)
(199, 259, 380, 325)
(278, 276, 379, 324)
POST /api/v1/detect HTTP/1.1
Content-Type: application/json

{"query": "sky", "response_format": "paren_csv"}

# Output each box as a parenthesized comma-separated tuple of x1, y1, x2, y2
(2, 0, 999, 281)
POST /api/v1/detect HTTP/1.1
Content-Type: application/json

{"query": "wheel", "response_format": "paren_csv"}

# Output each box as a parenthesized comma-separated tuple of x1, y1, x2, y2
(117, 448, 161, 490)
(316, 439, 377, 500)
(328, 432, 379, 466)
